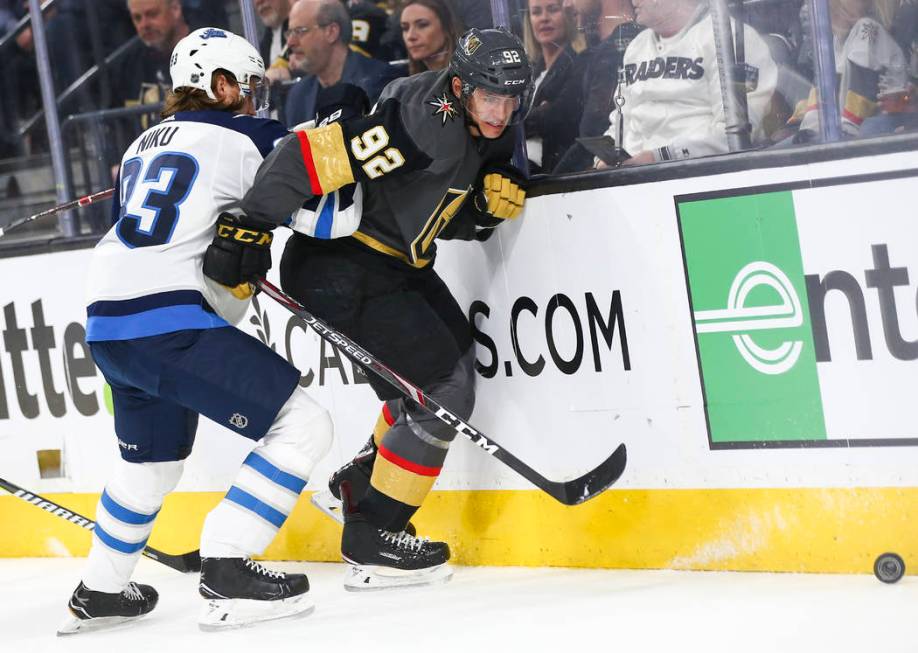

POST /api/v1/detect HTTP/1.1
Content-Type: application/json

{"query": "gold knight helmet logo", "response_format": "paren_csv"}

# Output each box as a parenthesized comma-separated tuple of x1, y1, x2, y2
(464, 33, 482, 55)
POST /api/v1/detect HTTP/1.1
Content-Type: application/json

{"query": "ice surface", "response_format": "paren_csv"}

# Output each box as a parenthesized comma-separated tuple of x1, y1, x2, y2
(3, 558, 918, 652)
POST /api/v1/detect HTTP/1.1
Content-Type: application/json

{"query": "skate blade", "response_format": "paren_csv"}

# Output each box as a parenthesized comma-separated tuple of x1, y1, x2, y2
(198, 593, 315, 631)
(310, 489, 344, 525)
(57, 611, 149, 636)
(342, 561, 453, 592)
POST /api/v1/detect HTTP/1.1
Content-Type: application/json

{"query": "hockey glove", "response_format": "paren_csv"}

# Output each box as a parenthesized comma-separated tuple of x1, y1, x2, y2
(202, 213, 273, 295)
(474, 164, 527, 220)
(314, 83, 370, 126)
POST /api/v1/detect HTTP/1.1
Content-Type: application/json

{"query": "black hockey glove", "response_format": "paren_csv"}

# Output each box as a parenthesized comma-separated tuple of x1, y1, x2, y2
(340, 98, 432, 183)
(202, 213, 273, 295)
(473, 163, 527, 220)
(314, 83, 370, 126)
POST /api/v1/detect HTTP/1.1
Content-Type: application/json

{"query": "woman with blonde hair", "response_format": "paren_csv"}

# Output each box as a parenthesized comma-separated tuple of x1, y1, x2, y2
(399, 0, 463, 75)
(522, 0, 588, 171)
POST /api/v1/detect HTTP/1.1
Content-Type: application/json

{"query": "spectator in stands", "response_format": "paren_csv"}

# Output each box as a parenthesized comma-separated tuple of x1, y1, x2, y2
(791, 0, 913, 139)
(283, 0, 399, 127)
(596, 0, 777, 167)
(522, 0, 587, 172)
(348, 0, 393, 59)
(112, 0, 190, 108)
(400, 0, 462, 75)
(553, 0, 640, 172)
(258, 0, 294, 85)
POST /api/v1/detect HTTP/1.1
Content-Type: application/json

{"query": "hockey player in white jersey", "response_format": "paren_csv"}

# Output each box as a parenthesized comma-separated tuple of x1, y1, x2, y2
(59, 27, 334, 634)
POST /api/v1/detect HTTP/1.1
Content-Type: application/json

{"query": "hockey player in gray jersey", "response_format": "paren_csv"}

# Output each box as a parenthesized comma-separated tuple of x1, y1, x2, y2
(238, 28, 533, 590)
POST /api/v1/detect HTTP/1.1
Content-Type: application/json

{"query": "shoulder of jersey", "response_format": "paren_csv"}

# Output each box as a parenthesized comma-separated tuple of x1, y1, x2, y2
(384, 71, 457, 126)
(377, 71, 468, 168)
(166, 111, 288, 158)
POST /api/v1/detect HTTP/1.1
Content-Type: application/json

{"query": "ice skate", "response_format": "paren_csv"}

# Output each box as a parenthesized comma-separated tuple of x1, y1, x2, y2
(313, 438, 415, 535)
(198, 557, 313, 631)
(57, 581, 158, 636)
(311, 445, 374, 525)
(340, 481, 451, 591)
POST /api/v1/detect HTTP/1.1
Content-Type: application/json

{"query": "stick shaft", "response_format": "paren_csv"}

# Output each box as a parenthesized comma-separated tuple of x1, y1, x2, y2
(256, 278, 626, 504)
(0, 476, 200, 572)
(0, 188, 114, 238)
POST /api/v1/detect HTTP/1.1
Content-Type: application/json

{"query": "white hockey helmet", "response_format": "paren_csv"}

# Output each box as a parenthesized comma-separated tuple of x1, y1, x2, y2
(170, 27, 269, 110)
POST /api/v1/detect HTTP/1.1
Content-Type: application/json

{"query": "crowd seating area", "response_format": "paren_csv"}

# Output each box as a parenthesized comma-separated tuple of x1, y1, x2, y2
(0, 0, 915, 239)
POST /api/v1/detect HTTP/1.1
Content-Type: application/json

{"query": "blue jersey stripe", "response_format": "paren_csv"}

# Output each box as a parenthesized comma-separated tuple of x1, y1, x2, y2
(94, 524, 149, 554)
(243, 452, 307, 494)
(100, 490, 159, 525)
(86, 305, 230, 341)
(87, 290, 212, 317)
(225, 486, 287, 528)
(315, 193, 335, 239)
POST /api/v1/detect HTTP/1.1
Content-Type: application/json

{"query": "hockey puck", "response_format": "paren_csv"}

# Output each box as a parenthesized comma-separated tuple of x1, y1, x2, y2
(874, 553, 905, 584)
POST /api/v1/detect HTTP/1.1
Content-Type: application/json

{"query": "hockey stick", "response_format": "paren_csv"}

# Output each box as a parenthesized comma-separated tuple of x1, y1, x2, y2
(0, 187, 115, 238)
(0, 476, 201, 573)
(256, 278, 627, 505)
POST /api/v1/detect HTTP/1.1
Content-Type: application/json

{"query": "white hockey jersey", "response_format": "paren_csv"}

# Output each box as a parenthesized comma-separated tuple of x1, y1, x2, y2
(85, 111, 288, 342)
(605, 7, 777, 161)
(797, 17, 907, 136)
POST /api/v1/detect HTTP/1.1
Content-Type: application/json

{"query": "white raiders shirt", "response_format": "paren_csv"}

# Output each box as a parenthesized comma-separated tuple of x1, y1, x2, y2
(604, 6, 777, 161)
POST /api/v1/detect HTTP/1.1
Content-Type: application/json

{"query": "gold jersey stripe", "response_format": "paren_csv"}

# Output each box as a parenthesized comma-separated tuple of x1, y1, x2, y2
(369, 454, 438, 506)
(303, 123, 356, 193)
(351, 231, 433, 268)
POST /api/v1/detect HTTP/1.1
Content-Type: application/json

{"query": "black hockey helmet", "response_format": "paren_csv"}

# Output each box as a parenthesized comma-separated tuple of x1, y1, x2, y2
(449, 28, 533, 108)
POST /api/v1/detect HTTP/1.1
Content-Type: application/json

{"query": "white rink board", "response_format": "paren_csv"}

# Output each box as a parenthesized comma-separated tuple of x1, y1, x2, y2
(1, 149, 917, 494)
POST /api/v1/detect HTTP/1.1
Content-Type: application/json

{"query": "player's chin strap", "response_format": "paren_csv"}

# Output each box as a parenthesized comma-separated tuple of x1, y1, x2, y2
(254, 277, 628, 505)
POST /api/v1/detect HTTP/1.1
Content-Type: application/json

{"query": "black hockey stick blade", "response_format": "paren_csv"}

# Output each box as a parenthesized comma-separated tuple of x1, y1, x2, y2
(256, 278, 628, 505)
(0, 476, 201, 573)
(557, 442, 626, 505)
(139, 547, 202, 572)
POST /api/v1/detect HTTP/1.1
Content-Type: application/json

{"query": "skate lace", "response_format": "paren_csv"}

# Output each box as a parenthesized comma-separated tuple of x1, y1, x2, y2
(122, 582, 143, 601)
(244, 558, 285, 579)
(381, 529, 430, 552)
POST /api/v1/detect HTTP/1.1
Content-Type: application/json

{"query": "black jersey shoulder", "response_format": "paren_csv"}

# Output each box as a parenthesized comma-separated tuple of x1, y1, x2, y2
(168, 111, 288, 158)
(379, 70, 471, 164)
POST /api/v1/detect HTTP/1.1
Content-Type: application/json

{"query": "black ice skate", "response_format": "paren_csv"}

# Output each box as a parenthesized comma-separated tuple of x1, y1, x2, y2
(340, 481, 451, 591)
(311, 437, 415, 535)
(57, 581, 158, 636)
(197, 557, 313, 630)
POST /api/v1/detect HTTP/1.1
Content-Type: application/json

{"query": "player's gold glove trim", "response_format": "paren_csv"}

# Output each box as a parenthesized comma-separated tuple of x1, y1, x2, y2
(226, 282, 254, 300)
(483, 172, 526, 219)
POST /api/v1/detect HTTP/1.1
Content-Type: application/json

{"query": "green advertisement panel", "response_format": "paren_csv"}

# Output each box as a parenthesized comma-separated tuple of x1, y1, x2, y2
(678, 191, 827, 445)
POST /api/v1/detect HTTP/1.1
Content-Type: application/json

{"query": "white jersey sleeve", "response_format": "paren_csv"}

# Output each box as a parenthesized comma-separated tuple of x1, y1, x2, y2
(85, 112, 288, 341)
(285, 183, 363, 239)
